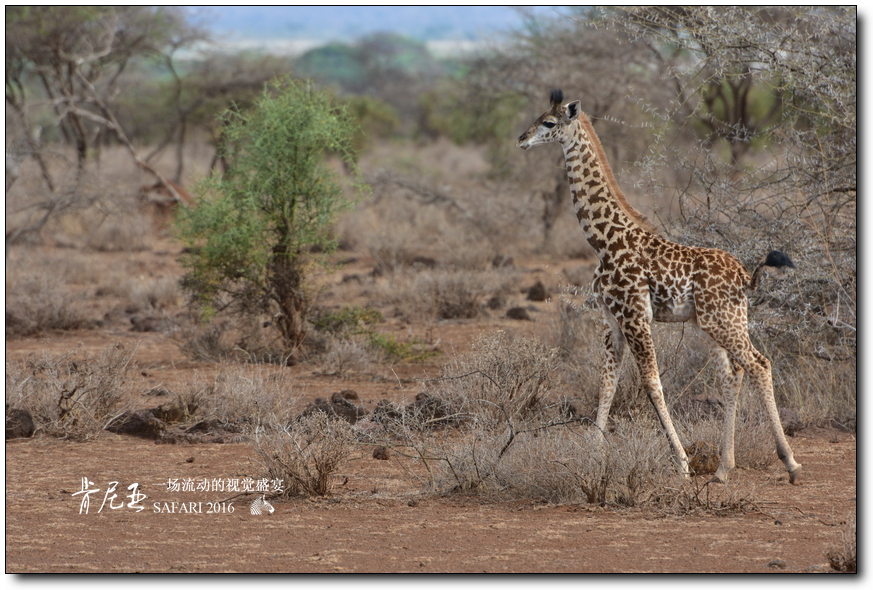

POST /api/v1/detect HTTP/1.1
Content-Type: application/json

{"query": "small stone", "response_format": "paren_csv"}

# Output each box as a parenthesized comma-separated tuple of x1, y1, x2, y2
(5, 407, 35, 440)
(768, 559, 787, 569)
(526, 280, 548, 301)
(505, 307, 532, 321)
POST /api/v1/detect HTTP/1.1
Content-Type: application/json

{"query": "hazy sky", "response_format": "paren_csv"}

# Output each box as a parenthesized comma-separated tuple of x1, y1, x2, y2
(190, 6, 562, 41)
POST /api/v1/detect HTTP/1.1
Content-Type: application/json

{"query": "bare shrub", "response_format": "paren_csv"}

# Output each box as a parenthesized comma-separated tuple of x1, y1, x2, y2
(173, 313, 292, 365)
(319, 336, 379, 376)
(85, 212, 151, 252)
(540, 300, 716, 422)
(432, 417, 677, 506)
(173, 320, 238, 363)
(128, 277, 183, 312)
(428, 331, 560, 426)
(417, 270, 488, 321)
(4, 343, 134, 440)
(253, 412, 356, 497)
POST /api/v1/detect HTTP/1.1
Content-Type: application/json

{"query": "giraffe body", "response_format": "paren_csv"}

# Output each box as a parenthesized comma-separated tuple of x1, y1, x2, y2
(517, 89, 801, 484)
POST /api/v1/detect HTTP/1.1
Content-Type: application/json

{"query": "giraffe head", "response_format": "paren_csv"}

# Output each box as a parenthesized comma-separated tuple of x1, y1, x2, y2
(516, 89, 582, 150)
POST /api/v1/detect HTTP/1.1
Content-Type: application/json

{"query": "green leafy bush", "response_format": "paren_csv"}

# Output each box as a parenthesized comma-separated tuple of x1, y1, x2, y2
(175, 78, 365, 352)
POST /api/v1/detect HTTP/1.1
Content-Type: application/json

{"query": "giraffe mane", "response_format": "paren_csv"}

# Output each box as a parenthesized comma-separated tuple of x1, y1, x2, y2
(576, 112, 659, 235)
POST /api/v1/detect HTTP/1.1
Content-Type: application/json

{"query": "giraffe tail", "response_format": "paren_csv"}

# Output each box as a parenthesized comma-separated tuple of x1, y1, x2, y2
(749, 250, 796, 290)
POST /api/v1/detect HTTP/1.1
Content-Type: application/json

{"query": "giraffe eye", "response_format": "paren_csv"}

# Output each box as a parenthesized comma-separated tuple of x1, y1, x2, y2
(543, 121, 556, 129)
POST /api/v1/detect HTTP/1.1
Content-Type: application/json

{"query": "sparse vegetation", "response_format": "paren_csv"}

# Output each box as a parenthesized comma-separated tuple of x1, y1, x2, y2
(4, 7, 855, 572)
(5, 343, 135, 440)
(182, 365, 304, 430)
(253, 412, 356, 497)
(827, 514, 857, 573)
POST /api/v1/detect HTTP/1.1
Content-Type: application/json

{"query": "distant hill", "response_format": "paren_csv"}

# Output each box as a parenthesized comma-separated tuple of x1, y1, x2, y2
(190, 6, 559, 42)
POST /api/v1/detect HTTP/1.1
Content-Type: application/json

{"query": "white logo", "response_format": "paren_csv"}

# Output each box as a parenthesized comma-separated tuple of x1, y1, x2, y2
(250, 495, 275, 515)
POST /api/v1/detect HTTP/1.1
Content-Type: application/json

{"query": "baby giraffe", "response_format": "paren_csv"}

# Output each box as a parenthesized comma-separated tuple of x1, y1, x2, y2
(517, 89, 801, 484)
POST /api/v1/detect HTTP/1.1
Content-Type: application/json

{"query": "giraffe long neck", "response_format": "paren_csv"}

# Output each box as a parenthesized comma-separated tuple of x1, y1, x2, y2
(561, 118, 652, 258)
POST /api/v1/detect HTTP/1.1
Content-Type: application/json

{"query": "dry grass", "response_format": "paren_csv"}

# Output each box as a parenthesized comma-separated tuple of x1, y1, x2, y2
(4, 273, 93, 337)
(431, 417, 680, 506)
(370, 267, 519, 323)
(4, 135, 854, 514)
(180, 364, 305, 431)
(252, 412, 357, 497)
(427, 331, 560, 425)
(4, 343, 135, 440)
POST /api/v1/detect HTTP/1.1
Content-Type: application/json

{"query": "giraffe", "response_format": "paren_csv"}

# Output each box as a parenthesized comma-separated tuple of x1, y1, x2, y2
(517, 89, 801, 484)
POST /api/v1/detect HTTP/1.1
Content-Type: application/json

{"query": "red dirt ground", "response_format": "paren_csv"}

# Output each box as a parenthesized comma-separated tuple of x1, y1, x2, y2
(4, 241, 857, 573)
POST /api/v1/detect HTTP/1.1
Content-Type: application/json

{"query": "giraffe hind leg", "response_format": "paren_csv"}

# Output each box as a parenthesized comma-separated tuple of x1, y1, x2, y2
(703, 339, 743, 483)
(701, 321, 802, 484)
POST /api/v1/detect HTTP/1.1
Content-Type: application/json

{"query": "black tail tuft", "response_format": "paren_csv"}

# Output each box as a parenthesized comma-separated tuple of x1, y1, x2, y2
(550, 88, 564, 105)
(764, 250, 795, 269)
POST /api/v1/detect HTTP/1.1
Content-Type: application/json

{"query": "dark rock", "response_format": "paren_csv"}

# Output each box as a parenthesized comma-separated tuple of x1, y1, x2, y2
(526, 281, 548, 301)
(299, 392, 368, 425)
(373, 399, 404, 423)
(151, 402, 194, 424)
(778, 407, 805, 436)
(129, 316, 167, 333)
(410, 256, 438, 269)
(505, 307, 532, 321)
(558, 398, 580, 419)
(186, 418, 243, 435)
(372, 394, 459, 429)
(748, 407, 805, 436)
(332, 389, 359, 402)
(107, 409, 166, 439)
(341, 273, 365, 284)
(410, 392, 457, 426)
(6, 407, 35, 439)
(492, 254, 514, 269)
(486, 295, 505, 310)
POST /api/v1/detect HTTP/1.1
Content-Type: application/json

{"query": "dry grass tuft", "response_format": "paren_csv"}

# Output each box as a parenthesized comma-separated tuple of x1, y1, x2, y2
(5, 274, 93, 337)
(181, 365, 304, 431)
(252, 412, 357, 497)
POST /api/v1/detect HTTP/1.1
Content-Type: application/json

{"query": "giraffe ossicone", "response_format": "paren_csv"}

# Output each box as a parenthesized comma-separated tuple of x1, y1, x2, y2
(518, 89, 801, 484)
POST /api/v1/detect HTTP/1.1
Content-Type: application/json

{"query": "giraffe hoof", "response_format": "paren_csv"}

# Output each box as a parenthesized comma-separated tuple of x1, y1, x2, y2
(789, 465, 802, 485)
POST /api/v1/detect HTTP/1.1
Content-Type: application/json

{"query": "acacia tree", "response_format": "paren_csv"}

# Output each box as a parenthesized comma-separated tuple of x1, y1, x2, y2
(5, 7, 193, 174)
(5, 6, 198, 254)
(175, 78, 363, 356)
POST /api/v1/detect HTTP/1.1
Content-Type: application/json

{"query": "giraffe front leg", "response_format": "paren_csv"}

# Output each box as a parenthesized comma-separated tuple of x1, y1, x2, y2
(594, 316, 624, 439)
(625, 326, 690, 478)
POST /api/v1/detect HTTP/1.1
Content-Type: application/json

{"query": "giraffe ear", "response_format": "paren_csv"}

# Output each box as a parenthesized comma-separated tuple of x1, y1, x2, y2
(565, 100, 581, 122)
